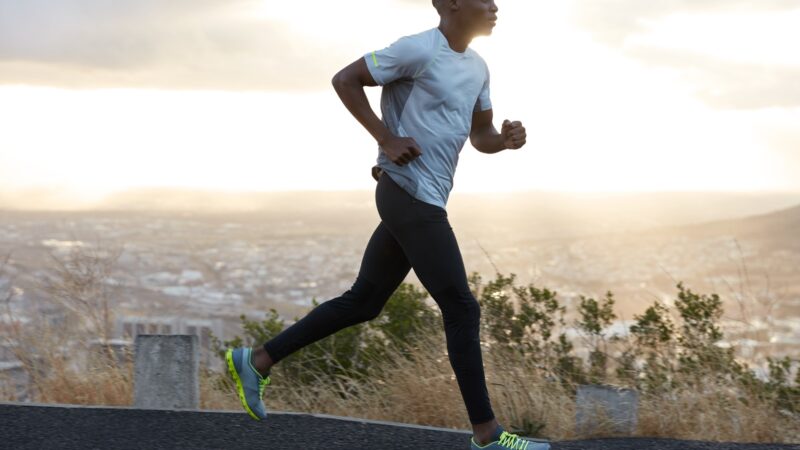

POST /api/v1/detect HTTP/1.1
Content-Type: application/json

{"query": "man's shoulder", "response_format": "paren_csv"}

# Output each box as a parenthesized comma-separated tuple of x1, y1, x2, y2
(383, 28, 440, 74)
(393, 27, 440, 51)
(403, 27, 440, 41)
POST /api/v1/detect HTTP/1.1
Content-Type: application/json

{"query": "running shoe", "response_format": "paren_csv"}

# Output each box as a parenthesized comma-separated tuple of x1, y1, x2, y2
(225, 347, 270, 421)
(470, 428, 551, 450)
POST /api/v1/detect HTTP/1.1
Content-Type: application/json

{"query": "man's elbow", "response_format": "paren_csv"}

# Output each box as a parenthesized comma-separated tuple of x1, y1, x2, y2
(333, 71, 360, 95)
(470, 128, 490, 152)
(331, 71, 344, 89)
(332, 64, 353, 85)
(470, 135, 486, 153)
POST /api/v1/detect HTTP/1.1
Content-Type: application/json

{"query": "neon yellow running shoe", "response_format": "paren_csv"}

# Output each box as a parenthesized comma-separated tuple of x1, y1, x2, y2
(470, 426, 550, 450)
(225, 347, 270, 421)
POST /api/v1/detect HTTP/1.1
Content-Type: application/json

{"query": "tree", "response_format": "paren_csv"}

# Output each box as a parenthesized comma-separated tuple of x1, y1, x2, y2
(40, 242, 123, 342)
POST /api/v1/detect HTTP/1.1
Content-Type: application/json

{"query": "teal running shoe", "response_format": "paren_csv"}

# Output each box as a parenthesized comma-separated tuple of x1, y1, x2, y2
(470, 427, 551, 450)
(225, 347, 270, 421)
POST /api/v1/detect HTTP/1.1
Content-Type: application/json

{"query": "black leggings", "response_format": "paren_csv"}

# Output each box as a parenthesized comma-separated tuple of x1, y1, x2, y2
(262, 172, 495, 424)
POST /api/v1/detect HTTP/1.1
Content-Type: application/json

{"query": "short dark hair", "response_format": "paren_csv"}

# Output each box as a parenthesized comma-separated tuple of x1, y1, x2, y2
(432, 0, 444, 14)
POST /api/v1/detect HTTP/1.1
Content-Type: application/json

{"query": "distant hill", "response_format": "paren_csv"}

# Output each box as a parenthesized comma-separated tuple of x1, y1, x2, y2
(661, 203, 800, 248)
(96, 188, 376, 213)
(2, 188, 799, 241)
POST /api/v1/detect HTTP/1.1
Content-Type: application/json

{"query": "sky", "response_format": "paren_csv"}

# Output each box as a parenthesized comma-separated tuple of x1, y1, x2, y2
(1, 0, 799, 205)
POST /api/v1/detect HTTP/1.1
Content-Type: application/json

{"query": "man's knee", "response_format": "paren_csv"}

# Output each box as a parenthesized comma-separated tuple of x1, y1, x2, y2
(432, 285, 481, 324)
(463, 296, 481, 324)
(343, 276, 387, 322)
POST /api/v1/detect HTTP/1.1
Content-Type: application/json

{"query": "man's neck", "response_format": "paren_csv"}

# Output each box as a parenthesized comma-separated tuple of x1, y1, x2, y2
(437, 22, 472, 53)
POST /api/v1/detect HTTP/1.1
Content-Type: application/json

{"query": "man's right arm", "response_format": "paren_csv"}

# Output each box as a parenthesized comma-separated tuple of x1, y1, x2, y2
(331, 58, 392, 146)
(331, 58, 422, 169)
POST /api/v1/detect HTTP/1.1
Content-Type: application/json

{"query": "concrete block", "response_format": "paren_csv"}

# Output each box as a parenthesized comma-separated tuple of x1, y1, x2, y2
(576, 383, 638, 435)
(134, 335, 199, 409)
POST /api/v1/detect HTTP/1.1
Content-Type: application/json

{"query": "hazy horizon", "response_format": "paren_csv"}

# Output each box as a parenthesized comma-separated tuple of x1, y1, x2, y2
(2, 185, 800, 213)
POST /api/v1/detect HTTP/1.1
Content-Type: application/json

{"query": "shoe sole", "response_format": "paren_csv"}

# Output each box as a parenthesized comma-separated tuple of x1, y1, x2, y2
(225, 348, 263, 421)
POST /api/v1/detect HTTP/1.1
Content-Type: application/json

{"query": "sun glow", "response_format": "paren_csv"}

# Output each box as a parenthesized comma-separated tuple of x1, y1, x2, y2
(0, 0, 798, 204)
(626, 9, 800, 67)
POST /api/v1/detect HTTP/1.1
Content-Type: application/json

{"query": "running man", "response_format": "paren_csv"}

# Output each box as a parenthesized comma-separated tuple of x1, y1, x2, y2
(226, 1, 548, 448)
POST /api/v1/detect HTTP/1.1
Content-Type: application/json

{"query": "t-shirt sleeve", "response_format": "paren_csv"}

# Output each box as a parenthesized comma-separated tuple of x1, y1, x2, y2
(474, 65, 492, 112)
(364, 35, 431, 86)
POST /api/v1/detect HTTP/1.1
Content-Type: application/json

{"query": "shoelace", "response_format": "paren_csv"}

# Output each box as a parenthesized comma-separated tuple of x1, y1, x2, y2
(498, 431, 530, 450)
(258, 375, 271, 399)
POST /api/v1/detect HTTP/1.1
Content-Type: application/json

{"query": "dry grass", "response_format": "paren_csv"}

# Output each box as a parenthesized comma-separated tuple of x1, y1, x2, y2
(0, 319, 134, 406)
(236, 332, 799, 443)
(199, 329, 798, 443)
(2, 313, 797, 444)
(636, 380, 798, 443)
(2, 327, 797, 444)
(36, 359, 133, 406)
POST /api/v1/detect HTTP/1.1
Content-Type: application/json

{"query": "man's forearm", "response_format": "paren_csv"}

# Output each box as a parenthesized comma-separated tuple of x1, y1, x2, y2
(332, 77, 392, 145)
(472, 128, 507, 154)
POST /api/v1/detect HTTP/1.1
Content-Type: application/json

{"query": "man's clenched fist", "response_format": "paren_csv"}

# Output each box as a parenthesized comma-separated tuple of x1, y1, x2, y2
(501, 119, 526, 150)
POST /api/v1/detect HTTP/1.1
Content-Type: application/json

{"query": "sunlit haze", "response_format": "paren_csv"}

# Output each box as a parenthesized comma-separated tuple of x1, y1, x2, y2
(1, 0, 799, 208)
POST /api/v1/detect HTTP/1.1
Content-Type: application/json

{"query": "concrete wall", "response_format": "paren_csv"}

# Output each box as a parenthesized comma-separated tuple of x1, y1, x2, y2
(133, 335, 199, 409)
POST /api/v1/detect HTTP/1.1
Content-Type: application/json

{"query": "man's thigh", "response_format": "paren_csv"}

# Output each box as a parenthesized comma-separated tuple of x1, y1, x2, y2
(389, 205, 471, 296)
(374, 174, 471, 296)
(357, 221, 413, 292)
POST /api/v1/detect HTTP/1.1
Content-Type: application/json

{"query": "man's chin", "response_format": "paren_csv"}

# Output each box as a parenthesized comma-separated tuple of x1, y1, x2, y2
(469, 25, 495, 39)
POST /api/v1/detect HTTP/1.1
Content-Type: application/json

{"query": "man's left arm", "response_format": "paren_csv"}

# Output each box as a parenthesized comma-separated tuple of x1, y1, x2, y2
(469, 108, 527, 154)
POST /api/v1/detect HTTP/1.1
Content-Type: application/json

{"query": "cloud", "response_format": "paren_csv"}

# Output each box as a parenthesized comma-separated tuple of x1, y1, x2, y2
(624, 47, 800, 110)
(0, 0, 351, 90)
(571, 0, 799, 46)
(570, 0, 800, 109)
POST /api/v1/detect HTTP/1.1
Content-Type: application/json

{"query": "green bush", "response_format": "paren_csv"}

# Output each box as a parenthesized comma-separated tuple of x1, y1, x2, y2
(214, 271, 799, 415)
(212, 282, 439, 388)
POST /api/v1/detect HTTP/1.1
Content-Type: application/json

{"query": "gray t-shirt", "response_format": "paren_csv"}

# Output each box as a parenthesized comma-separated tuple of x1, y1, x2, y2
(364, 27, 492, 209)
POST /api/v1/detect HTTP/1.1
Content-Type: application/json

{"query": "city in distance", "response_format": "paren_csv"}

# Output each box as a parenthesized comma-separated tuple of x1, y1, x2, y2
(0, 188, 798, 374)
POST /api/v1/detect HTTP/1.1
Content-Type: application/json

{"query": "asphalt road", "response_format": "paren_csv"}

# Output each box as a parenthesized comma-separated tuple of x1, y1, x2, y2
(0, 403, 797, 450)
